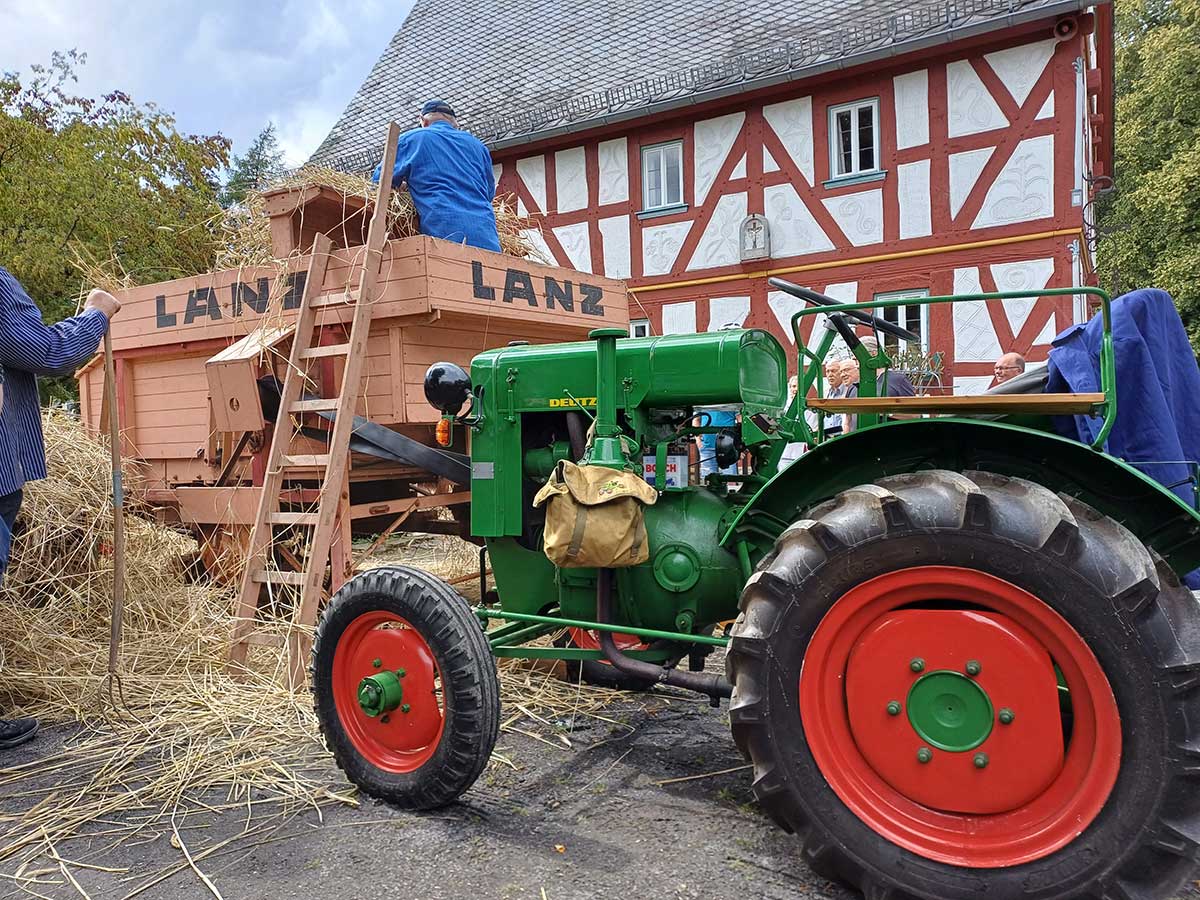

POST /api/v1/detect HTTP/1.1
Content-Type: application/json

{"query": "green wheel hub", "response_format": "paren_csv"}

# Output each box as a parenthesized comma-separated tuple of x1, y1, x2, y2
(905, 670, 994, 752)
(357, 670, 404, 718)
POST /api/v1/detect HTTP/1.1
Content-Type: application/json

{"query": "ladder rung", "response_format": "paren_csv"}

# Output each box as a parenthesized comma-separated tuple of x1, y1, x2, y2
(268, 512, 320, 526)
(251, 569, 307, 585)
(282, 454, 331, 468)
(299, 343, 351, 360)
(244, 632, 284, 648)
(311, 291, 355, 309)
(290, 398, 339, 413)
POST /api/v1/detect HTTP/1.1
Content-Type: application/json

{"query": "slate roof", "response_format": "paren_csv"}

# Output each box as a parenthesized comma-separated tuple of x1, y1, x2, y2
(309, 0, 1092, 171)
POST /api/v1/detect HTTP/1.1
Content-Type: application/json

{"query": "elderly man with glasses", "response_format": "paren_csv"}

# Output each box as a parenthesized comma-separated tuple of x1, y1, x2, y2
(994, 352, 1026, 385)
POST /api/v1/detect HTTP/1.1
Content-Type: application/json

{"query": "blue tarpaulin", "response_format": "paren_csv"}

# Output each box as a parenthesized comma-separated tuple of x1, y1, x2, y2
(1046, 288, 1200, 588)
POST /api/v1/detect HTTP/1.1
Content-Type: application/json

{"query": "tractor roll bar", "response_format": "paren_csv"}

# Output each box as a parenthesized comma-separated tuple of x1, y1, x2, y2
(788, 287, 1117, 450)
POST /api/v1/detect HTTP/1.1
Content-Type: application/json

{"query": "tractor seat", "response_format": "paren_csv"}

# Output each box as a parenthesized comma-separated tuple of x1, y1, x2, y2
(808, 365, 1104, 417)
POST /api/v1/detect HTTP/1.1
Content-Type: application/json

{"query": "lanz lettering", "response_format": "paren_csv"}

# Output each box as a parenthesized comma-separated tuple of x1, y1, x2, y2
(154, 273, 308, 329)
(472, 261, 604, 317)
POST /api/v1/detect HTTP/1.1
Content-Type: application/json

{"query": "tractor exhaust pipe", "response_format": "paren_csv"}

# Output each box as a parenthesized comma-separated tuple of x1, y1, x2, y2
(595, 569, 732, 700)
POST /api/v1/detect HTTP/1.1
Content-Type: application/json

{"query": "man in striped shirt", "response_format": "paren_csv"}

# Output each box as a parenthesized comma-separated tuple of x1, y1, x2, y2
(0, 265, 121, 749)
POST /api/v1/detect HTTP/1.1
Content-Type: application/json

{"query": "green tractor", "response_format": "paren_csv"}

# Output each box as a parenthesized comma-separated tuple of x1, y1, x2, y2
(311, 282, 1200, 900)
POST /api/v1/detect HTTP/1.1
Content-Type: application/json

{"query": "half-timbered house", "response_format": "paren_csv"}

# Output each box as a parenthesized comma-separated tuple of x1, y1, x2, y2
(310, 0, 1114, 393)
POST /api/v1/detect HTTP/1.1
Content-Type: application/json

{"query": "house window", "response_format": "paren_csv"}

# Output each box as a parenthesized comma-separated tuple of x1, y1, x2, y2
(630, 318, 651, 338)
(873, 289, 929, 351)
(641, 141, 684, 211)
(829, 99, 881, 179)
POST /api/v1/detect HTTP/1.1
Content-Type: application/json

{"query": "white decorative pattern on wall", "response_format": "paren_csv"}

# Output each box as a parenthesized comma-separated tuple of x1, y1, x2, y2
(694, 112, 745, 206)
(521, 227, 555, 266)
(984, 39, 1056, 106)
(990, 257, 1055, 334)
(893, 69, 930, 150)
(764, 183, 835, 258)
(952, 267, 1002, 363)
(762, 96, 814, 185)
(642, 220, 693, 277)
(598, 215, 631, 279)
(1036, 93, 1054, 119)
(731, 154, 747, 180)
(767, 291, 805, 342)
(823, 282, 858, 304)
(822, 190, 884, 247)
(554, 147, 588, 213)
(898, 160, 932, 239)
(598, 138, 629, 205)
(687, 193, 747, 271)
(947, 60, 1008, 137)
(516, 156, 547, 214)
(552, 222, 592, 274)
(708, 296, 751, 331)
(948, 146, 995, 218)
(972, 134, 1055, 229)
(763, 146, 780, 174)
(662, 301, 697, 335)
(954, 375, 996, 396)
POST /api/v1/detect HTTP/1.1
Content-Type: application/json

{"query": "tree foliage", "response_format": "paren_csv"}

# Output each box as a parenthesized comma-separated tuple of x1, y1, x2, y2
(220, 122, 285, 208)
(1099, 0, 1200, 350)
(0, 51, 230, 339)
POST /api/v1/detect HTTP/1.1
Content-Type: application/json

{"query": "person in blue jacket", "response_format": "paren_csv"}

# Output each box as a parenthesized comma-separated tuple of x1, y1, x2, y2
(0, 266, 121, 750)
(371, 99, 501, 253)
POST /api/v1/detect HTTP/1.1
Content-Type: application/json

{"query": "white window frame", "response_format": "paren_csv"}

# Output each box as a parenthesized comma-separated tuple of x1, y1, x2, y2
(828, 98, 882, 179)
(630, 318, 651, 338)
(640, 140, 684, 212)
(873, 289, 930, 352)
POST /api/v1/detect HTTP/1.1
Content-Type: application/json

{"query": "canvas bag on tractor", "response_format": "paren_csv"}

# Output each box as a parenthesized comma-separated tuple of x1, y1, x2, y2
(532, 459, 658, 568)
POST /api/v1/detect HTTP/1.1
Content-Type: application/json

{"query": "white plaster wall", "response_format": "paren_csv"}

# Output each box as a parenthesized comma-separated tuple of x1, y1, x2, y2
(521, 227, 554, 266)
(707, 296, 751, 330)
(948, 147, 994, 218)
(763, 146, 780, 174)
(598, 215, 631, 279)
(954, 375, 995, 396)
(492, 163, 502, 191)
(767, 291, 805, 342)
(822, 190, 884, 247)
(642, 221, 692, 277)
(764, 183, 834, 257)
(1037, 93, 1054, 119)
(972, 134, 1055, 229)
(990, 257, 1055, 335)
(894, 70, 930, 150)
(897, 160, 932, 239)
(552, 222, 592, 273)
(687, 192, 747, 271)
(762, 96, 814, 185)
(662, 301, 697, 334)
(984, 39, 1056, 106)
(516, 155, 547, 214)
(952, 267, 1002, 363)
(731, 154, 747, 180)
(554, 147, 588, 214)
(694, 112, 744, 206)
(597, 138, 628, 205)
(947, 60, 1008, 137)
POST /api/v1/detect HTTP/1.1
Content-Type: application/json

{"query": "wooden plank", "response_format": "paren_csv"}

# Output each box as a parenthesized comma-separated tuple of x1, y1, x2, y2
(290, 398, 339, 412)
(283, 454, 331, 467)
(251, 570, 306, 586)
(299, 343, 350, 359)
(349, 490, 471, 519)
(268, 512, 320, 526)
(807, 393, 1107, 415)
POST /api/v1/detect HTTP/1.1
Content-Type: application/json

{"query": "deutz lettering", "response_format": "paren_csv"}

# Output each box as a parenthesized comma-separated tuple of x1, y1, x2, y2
(472, 261, 604, 317)
(548, 397, 598, 408)
(154, 273, 308, 329)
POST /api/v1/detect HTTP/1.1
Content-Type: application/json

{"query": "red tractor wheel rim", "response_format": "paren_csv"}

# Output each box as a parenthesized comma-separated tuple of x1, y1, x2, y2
(567, 627, 646, 656)
(798, 566, 1121, 868)
(332, 611, 445, 772)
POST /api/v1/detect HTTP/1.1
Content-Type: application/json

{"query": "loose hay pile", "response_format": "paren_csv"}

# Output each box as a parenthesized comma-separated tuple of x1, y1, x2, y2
(0, 414, 628, 888)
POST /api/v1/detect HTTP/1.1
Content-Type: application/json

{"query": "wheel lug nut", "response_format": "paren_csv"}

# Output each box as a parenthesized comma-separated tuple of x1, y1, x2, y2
(917, 747, 933, 764)
(909, 657, 925, 673)
(397, 669, 406, 678)
(886, 700, 902, 716)
(998, 708, 1015, 725)
(965, 660, 981, 677)
(372, 658, 382, 669)
(401, 704, 411, 714)
(973, 752, 989, 769)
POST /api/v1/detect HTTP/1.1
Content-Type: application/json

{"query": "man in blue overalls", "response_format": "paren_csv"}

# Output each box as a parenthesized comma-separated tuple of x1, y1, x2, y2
(372, 99, 501, 253)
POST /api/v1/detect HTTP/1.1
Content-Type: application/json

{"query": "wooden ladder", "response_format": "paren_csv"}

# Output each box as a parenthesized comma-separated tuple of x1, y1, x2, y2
(229, 122, 400, 686)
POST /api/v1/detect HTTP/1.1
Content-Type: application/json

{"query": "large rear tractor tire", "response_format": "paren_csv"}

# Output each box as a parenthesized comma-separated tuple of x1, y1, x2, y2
(728, 470, 1200, 899)
(312, 566, 499, 809)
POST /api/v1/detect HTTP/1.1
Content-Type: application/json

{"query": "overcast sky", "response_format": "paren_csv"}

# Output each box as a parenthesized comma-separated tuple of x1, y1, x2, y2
(0, 0, 416, 167)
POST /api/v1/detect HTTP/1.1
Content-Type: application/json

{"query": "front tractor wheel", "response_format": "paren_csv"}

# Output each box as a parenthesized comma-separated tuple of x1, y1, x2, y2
(728, 470, 1200, 899)
(312, 566, 499, 809)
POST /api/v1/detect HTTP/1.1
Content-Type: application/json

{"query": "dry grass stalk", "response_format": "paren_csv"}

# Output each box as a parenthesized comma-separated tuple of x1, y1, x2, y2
(0, 414, 626, 885)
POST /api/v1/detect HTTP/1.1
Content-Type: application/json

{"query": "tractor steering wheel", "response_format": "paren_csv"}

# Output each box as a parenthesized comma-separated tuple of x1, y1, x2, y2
(768, 277, 920, 345)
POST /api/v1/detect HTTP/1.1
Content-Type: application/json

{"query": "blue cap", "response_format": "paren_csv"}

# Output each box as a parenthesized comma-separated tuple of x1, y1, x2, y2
(421, 99, 455, 117)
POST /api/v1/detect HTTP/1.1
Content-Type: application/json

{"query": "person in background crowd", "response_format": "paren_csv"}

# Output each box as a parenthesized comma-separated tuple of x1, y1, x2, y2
(994, 351, 1026, 385)
(0, 265, 122, 750)
(781, 375, 806, 464)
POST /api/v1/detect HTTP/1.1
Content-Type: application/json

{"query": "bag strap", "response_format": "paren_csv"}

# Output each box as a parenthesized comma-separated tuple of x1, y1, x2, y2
(566, 503, 589, 561)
